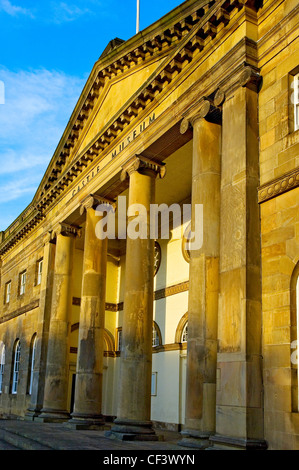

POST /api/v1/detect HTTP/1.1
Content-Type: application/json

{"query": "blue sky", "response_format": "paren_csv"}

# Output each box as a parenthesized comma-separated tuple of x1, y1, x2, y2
(0, 0, 184, 231)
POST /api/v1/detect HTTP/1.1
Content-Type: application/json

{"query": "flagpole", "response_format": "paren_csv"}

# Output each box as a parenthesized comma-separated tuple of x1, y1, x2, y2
(136, 0, 140, 34)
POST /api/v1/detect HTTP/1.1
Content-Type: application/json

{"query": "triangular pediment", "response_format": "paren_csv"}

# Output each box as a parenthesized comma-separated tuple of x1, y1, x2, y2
(31, 0, 258, 211)
(0, 0, 261, 254)
(32, 0, 214, 205)
(68, 55, 167, 166)
(100, 38, 125, 59)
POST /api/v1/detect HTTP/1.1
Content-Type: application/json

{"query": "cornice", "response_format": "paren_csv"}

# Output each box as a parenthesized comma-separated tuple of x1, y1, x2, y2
(71, 280, 189, 311)
(258, 167, 299, 204)
(0, 300, 39, 325)
(0, 208, 44, 257)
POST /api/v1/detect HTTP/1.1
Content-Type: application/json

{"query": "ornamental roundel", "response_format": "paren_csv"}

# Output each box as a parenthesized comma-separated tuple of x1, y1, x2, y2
(154, 241, 161, 276)
(182, 223, 191, 263)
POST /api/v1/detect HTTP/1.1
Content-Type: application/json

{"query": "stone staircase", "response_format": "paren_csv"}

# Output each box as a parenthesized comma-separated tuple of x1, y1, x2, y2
(0, 427, 54, 450)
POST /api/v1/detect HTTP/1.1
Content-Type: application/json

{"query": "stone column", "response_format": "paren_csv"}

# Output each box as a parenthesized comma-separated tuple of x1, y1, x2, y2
(179, 101, 221, 448)
(25, 232, 56, 420)
(69, 195, 111, 429)
(37, 223, 79, 422)
(108, 155, 165, 441)
(209, 67, 267, 449)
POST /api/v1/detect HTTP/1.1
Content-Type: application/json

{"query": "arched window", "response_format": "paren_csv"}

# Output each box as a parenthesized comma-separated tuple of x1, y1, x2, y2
(0, 344, 5, 394)
(181, 322, 188, 343)
(296, 274, 299, 412)
(291, 262, 299, 412)
(28, 335, 37, 395)
(175, 312, 188, 344)
(152, 322, 162, 348)
(12, 340, 21, 395)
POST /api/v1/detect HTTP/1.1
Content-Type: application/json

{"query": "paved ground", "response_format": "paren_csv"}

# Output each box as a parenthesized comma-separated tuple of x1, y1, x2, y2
(0, 419, 187, 451)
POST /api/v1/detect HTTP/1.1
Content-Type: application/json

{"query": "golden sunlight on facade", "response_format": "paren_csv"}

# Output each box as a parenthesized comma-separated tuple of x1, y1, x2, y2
(0, 0, 298, 450)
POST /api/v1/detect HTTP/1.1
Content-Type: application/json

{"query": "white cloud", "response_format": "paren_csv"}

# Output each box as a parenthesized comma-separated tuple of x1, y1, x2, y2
(0, 0, 33, 17)
(0, 175, 41, 204)
(52, 2, 91, 23)
(0, 68, 85, 174)
(0, 67, 85, 229)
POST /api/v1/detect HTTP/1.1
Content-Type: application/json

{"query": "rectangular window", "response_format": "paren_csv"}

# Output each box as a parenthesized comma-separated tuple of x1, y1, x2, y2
(294, 73, 299, 131)
(116, 328, 122, 352)
(4, 281, 11, 304)
(0, 346, 5, 394)
(151, 372, 157, 396)
(12, 342, 21, 395)
(37, 259, 43, 286)
(19, 271, 26, 296)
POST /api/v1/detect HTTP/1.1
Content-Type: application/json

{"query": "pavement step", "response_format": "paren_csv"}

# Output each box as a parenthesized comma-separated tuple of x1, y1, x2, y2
(0, 420, 186, 451)
(0, 437, 20, 450)
(0, 428, 53, 450)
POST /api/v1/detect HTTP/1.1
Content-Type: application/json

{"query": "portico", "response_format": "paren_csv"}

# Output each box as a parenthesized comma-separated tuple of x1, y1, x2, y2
(2, 0, 297, 451)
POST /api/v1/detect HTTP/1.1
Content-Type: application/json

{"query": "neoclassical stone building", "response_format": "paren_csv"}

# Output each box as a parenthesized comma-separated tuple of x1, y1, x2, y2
(0, 0, 298, 450)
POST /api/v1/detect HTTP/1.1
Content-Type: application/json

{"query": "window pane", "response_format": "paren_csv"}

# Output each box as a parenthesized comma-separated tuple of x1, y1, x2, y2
(0, 346, 5, 394)
(37, 260, 43, 285)
(297, 276, 299, 412)
(20, 272, 26, 295)
(117, 329, 122, 351)
(152, 326, 159, 347)
(295, 74, 299, 131)
(182, 323, 188, 343)
(5, 282, 11, 303)
(151, 372, 157, 396)
(29, 337, 37, 395)
(12, 342, 21, 394)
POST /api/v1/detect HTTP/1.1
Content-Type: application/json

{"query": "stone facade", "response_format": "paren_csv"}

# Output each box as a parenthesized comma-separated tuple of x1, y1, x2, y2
(0, 0, 298, 450)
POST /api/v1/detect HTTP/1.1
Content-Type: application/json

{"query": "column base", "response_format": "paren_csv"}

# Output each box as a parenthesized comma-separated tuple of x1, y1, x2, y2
(106, 419, 159, 441)
(24, 407, 43, 421)
(208, 434, 268, 450)
(178, 430, 211, 450)
(35, 408, 70, 423)
(67, 412, 108, 430)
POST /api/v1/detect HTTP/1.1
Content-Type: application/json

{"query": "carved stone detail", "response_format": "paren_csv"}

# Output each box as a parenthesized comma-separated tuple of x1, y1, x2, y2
(120, 155, 166, 182)
(0, 300, 40, 325)
(191, 99, 223, 126)
(53, 223, 81, 239)
(239, 66, 262, 91)
(214, 88, 226, 107)
(180, 118, 191, 135)
(72, 280, 190, 312)
(258, 167, 299, 203)
(79, 194, 116, 215)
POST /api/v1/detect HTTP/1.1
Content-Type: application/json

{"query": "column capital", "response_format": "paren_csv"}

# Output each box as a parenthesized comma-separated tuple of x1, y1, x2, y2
(180, 98, 222, 134)
(180, 63, 262, 135)
(79, 194, 116, 216)
(120, 155, 166, 182)
(52, 222, 81, 239)
(43, 231, 53, 246)
(216, 64, 262, 102)
(239, 65, 262, 91)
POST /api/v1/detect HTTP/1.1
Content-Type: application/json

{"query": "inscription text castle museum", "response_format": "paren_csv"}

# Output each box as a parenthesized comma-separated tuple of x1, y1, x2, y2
(0, 0, 298, 450)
